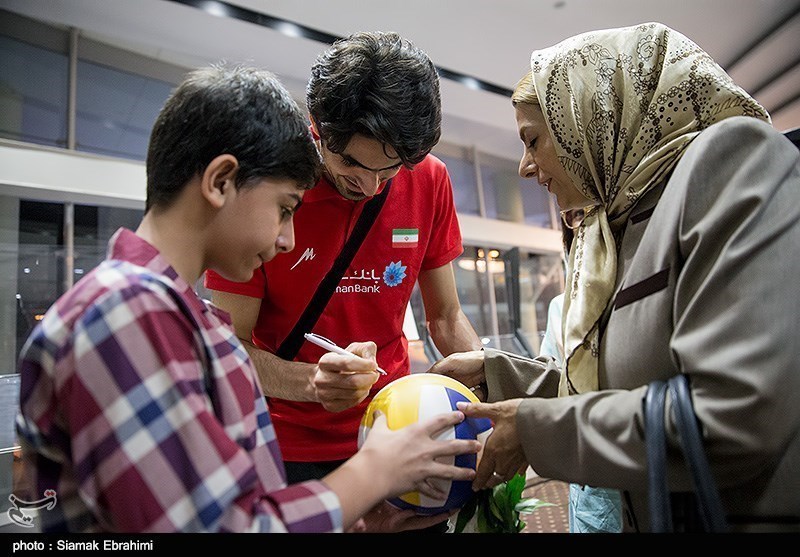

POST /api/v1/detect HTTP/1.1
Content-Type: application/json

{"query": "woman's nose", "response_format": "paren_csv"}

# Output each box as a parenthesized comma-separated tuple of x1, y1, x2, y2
(519, 154, 538, 179)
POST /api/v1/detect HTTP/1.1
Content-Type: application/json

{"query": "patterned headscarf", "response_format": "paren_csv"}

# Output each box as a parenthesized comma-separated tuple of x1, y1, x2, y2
(527, 22, 770, 395)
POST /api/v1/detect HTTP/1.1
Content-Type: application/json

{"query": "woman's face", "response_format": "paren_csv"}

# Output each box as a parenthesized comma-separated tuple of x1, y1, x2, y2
(515, 102, 593, 212)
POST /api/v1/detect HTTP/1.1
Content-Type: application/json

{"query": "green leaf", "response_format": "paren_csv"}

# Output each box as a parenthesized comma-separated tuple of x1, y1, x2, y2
(476, 496, 494, 532)
(452, 492, 479, 533)
(515, 497, 556, 514)
(487, 485, 505, 521)
(505, 473, 526, 502)
(492, 473, 525, 528)
(462, 473, 556, 533)
(478, 489, 505, 533)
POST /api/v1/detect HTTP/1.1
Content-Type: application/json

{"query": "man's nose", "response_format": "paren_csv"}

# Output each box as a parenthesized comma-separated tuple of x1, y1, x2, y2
(356, 170, 382, 196)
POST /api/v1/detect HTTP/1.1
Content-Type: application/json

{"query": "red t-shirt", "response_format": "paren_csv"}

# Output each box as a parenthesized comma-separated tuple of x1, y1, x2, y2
(205, 154, 463, 461)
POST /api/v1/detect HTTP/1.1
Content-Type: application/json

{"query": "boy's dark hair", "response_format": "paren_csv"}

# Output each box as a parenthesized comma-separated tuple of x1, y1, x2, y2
(146, 64, 321, 212)
(306, 31, 441, 167)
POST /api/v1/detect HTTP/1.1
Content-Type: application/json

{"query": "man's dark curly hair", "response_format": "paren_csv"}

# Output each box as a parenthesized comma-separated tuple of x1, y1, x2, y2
(306, 31, 442, 167)
(146, 64, 321, 213)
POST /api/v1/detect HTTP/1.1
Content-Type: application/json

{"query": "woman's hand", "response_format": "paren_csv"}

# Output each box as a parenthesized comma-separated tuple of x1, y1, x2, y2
(456, 399, 527, 490)
(426, 350, 486, 398)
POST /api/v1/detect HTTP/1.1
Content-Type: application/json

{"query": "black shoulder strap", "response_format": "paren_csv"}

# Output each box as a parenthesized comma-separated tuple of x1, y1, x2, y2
(668, 374, 728, 532)
(276, 180, 392, 361)
(645, 379, 671, 532)
(645, 374, 729, 533)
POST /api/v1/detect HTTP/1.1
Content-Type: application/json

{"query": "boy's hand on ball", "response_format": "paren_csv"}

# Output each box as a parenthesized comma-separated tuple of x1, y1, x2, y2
(358, 375, 493, 515)
(364, 410, 480, 499)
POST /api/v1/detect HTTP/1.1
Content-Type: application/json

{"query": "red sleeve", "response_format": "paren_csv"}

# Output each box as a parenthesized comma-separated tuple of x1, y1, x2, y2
(204, 268, 266, 299)
(421, 155, 464, 270)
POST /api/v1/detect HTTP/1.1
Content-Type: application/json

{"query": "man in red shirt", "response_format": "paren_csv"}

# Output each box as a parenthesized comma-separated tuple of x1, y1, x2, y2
(205, 32, 481, 532)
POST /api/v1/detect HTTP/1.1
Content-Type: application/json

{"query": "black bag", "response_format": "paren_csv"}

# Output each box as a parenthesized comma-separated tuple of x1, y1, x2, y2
(644, 374, 729, 532)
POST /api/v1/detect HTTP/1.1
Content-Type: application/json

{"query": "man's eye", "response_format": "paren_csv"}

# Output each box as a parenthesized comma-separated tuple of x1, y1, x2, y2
(340, 156, 356, 167)
(528, 138, 537, 149)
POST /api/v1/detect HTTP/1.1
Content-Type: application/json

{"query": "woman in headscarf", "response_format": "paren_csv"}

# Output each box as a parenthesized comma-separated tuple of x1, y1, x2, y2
(429, 22, 800, 532)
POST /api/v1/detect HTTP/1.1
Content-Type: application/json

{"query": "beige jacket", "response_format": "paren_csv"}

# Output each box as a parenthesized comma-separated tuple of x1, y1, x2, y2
(484, 117, 800, 532)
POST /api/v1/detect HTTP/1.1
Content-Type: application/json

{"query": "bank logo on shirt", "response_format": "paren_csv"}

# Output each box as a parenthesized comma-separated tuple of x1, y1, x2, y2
(392, 228, 418, 248)
(383, 261, 407, 287)
(333, 261, 407, 293)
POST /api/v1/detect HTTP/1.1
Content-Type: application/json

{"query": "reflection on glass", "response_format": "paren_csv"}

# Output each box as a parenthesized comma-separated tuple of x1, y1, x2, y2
(76, 60, 173, 161)
(480, 152, 523, 223)
(0, 374, 21, 452)
(14, 201, 143, 365)
(452, 246, 491, 338)
(433, 150, 480, 216)
(0, 35, 69, 148)
(0, 373, 21, 509)
(450, 245, 564, 351)
(517, 250, 564, 343)
(520, 174, 556, 227)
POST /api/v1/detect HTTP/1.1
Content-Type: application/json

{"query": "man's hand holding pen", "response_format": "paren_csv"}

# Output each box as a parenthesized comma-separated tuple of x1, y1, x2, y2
(312, 339, 383, 412)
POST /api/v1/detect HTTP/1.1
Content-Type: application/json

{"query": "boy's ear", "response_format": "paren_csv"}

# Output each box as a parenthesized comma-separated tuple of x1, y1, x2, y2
(201, 154, 239, 209)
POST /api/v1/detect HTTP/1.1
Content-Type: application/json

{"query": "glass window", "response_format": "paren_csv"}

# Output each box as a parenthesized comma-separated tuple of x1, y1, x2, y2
(0, 195, 21, 375)
(0, 35, 69, 148)
(479, 152, 524, 223)
(452, 246, 492, 338)
(16, 200, 65, 365)
(433, 146, 480, 216)
(415, 246, 563, 353)
(487, 249, 511, 336)
(477, 246, 565, 355)
(480, 151, 556, 228)
(76, 60, 174, 160)
(520, 175, 557, 228)
(14, 201, 143, 365)
(408, 247, 491, 354)
(518, 250, 564, 352)
(73, 205, 143, 282)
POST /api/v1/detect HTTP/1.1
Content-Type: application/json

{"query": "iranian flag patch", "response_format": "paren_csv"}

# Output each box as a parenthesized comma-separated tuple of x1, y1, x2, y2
(392, 228, 419, 248)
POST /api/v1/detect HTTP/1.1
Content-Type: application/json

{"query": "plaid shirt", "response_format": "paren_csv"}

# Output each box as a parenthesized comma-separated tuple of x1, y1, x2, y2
(16, 228, 342, 533)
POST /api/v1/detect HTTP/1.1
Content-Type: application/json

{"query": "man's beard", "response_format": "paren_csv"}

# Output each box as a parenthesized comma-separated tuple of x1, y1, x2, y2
(323, 164, 368, 201)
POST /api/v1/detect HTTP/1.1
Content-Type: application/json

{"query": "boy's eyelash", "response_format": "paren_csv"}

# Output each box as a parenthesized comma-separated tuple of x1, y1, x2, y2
(340, 157, 356, 167)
